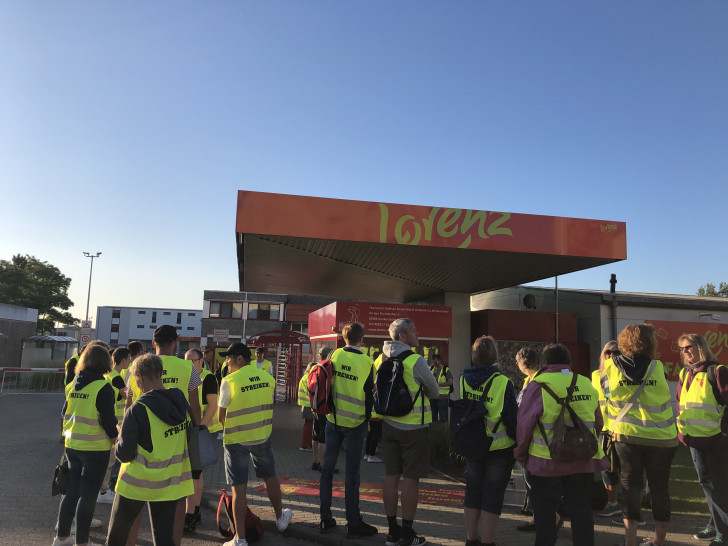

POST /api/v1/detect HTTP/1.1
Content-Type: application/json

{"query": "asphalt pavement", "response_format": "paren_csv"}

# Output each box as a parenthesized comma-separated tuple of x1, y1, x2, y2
(0, 393, 709, 545)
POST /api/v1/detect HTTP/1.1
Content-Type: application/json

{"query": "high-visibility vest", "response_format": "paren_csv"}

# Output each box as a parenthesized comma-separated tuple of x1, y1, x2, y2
(254, 359, 274, 375)
(430, 366, 450, 397)
(128, 355, 193, 403)
(298, 372, 311, 408)
(460, 372, 515, 451)
(677, 366, 725, 438)
(64, 354, 79, 372)
(199, 369, 222, 433)
(603, 359, 677, 443)
(106, 369, 126, 421)
(591, 369, 609, 431)
(115, 401, 193, 501)
(378, 353, 432, 426)
(327, 348, 373, 428)
(63, 379, 114, 451)
(222, 365, 274, 445)
(527, 372, 604, 462)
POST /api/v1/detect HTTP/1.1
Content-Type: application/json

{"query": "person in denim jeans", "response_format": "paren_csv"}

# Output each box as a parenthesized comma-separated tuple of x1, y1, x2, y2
(676, 333, 728, 546)
(54, 345, 118, 546)
(319, 322, 378, 539)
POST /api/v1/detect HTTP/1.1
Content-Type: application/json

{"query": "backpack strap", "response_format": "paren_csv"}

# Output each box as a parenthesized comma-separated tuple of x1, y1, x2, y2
(707, 364, 723, 405)
(537, 372, 579, 441)
(609, 359, 657, 435)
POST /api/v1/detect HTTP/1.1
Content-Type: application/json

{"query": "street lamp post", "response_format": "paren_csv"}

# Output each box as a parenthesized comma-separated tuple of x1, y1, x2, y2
(83, 252, 102, 322)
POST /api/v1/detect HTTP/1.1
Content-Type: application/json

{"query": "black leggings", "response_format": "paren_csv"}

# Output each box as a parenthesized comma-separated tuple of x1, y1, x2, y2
(615, 442, 677, 522)
(106, 495, 181, 546)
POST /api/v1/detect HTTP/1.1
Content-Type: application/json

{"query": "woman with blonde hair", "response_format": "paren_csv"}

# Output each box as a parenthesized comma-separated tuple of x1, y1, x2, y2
(676, 333, 728, 544)
(460, 336, 517, 546)
(604, 324, 677, 546)
(53, 345, 118, 546)
(593, 341, 623, 518)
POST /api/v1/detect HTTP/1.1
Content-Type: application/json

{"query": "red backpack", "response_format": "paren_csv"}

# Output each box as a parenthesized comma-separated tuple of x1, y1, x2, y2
(307, 358, 335, 415)
(217, 488, 264, 543)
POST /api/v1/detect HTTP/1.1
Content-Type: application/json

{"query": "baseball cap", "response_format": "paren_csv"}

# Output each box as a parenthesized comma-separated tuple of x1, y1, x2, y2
(220, 342, 252, 359)
(319, 346, 332, 359)
(153, 325, 178, 343)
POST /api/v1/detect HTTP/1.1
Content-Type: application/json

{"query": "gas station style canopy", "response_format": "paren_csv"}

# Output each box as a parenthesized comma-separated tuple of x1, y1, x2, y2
(235, 191, 627, 303)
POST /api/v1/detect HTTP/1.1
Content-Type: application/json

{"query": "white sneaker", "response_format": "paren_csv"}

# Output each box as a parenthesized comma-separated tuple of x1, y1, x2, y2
(52, 537, 74, 546)
(366, 455, 382, 463)
(276, 508, 293, 532)
(97, 490, 115, 504)
(90, 517, 103, 528)
(363, 455, 370, 462)
(223, 538, 248, 546)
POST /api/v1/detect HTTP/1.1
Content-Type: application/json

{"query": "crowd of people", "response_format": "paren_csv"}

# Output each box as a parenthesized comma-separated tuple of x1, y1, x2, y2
(52, 318, 727, 546)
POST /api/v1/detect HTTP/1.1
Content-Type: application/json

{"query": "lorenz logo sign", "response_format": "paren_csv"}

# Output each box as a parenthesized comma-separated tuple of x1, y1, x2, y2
(236, 191, 627, 260)
(646, 320, 728, 381)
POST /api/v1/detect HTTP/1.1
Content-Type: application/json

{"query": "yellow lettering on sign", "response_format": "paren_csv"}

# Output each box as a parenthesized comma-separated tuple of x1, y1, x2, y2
(378, 204, 513, 249)
(705, 329, 728, 359)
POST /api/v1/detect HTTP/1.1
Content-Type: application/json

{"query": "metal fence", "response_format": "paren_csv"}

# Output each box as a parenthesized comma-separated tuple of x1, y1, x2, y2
(0, 367, 66, 394)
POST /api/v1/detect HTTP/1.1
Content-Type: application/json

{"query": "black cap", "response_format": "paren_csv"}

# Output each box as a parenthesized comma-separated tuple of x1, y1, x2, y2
(219, 342, 251, 359)
(153, 325, 178, 343)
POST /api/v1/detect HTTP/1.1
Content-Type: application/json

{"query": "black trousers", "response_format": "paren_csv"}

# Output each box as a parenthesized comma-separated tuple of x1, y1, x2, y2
(106, 494, 181, 546)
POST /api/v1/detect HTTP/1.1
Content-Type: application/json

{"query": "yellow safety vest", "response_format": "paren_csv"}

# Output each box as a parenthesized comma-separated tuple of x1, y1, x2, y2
(63, 379, 114, 451)
(254, 359, 274, 375)
(298, 372, 311, 408)
(603, 359, 677, 444)
(115, 402, 193, 501)
(128, 355, 193, 403)
(222, 365, 274, 445)
(378, 353, 432, 427)
(677, 366, 725, 438)
(528, 372, 604, 462)
(591, 369, 609, 431)
(199, 369, 222, 433)
(460, 373, 515, 451)
(327, 348, 373, 428)
(431, 366, 450, 397)
(106, 369, 126, 421)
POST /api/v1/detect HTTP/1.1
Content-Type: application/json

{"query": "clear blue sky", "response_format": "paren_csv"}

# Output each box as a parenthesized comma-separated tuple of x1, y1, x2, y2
(2, 2, 727, 324)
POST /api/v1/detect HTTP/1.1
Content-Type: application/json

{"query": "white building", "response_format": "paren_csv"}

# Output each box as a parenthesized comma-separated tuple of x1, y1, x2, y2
(95, 306, 202, 352)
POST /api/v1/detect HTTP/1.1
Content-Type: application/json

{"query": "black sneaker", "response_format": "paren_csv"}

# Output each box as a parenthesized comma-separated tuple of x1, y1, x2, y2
(398, 528, 427, 546)
(385, 524, 402, 546)
(346, 519, 378, 538)
(320, 518, 337, 534)
(183, 514, 196, 534)
(695, 529, 717, 541)
(312, 462, 322, 471)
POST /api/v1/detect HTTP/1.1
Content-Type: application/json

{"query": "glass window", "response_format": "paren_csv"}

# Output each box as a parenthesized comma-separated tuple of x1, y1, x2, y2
(137, 325, 144, 329)
(111, 324, 119, 333)
(152, 311, 157, 323)
(163, 311, 171, 316)
(248, 303, 280, 321)
(209, 301, 243, 319)
(209, 302, 221, 318)
(188, 312, 196, 317)
(232, 303, 243, 319)
(177, 312, 182, 324)
(112, 309, 121, 319)
(187, 327, 194, 330)
(138, 310, 146, 314)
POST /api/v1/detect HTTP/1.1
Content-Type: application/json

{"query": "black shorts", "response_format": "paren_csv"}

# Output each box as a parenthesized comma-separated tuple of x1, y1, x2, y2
(312, 414, 327, 443)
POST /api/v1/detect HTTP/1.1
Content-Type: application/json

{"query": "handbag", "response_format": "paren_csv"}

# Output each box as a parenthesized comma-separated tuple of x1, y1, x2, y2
(52, 450, 69, 496)
(188, 424, 218, 472)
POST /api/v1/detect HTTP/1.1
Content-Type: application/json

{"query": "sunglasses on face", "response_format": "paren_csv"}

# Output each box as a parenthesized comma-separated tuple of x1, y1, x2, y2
(680, 345, 693, 352)
(604, 350, 621, 356)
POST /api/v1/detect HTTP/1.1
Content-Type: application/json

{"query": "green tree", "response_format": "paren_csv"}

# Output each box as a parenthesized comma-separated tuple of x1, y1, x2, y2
(0, 254, 78, 333)
(697, 282, 728, 298)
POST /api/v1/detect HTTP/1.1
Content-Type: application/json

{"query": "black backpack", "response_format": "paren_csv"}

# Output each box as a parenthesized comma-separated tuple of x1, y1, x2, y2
(449, 373, 501, 459)
(374, 350, 421, 419)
